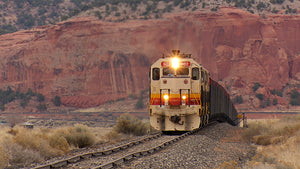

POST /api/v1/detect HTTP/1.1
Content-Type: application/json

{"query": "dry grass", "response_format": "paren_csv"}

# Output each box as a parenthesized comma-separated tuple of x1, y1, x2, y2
(113, 113, 149, 136)
(103, 113, 149, 143)
(217, 160, 238, 169)
(53, 124, 96, 148)
(103, 130, 122, 143)
(0, 146, 8, 169)
(243, 115, 300, 168)
(0, 124, 97, 168)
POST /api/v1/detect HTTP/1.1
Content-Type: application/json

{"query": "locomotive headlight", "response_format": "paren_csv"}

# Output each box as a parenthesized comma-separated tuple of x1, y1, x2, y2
(163, 94, 169, 106)
(171, 57, 180, 69)
(182, 95, 186, 105)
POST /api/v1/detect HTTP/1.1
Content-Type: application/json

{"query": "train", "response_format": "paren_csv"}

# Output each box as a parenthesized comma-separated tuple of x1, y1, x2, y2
(149, 50, 239, 132)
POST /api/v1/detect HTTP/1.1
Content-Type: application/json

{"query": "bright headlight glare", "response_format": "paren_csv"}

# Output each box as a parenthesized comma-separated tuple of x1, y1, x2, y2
(171, 57, 179, 69)
(182, 95, 186, 100)
(163, 95, 169, 100)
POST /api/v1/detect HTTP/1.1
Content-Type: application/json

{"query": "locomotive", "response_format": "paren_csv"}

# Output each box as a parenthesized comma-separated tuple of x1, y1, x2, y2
(149, 50, 239, 132)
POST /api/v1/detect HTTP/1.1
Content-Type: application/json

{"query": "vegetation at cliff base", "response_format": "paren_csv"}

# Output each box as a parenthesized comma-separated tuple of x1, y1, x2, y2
(52, 96, 61, 107)
(233, 95, 243, 104)
(270, 89, 283, 97)
(0, 86, 63, 111)
(0, 87, 47, 111)
(289, 89, 300, 106)
(252, 82, 263, 92)
(255, 93, 264, 101)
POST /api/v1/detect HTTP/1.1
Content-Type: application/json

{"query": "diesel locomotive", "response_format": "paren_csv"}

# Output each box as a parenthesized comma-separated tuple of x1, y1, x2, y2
(149, 50, 239, 131)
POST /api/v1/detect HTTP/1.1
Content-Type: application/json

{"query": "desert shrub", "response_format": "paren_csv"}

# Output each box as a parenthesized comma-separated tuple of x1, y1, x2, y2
(211, 6, 219, 11)
(173, 0, 181, 6)
(252, 82, 262, 92)
(37, 93, 45, 102)
(256, 93, 264, 101)
(17, 12, 35, 28)
(272, 7, 279, 13)
(0, 146, 8, 168)
(49, 135, 69, 153)
(272, 98, 278, 105)
(253, 135, 273, 145)
(285, 5, 297, 14)
(55, 124, 95, 148)
(180, 0, 191, 8)
(270, 89, 283, 97)
(289, 89, 300, 106)
(26, 88, 35, 96)
(256, 2, 266, 11)
(0, 103, 4, 111)
(52, 95, 61, 106)
(260, 99, 270, 108)
(113, 113, 148, 136)
(128, 94, 137, 99)
(14, 129, 41, 150)
(37, 103, 47, 111)
(270, 0, 285, 4)
(242, 121, 269, 142)
(13, 127, 61, 157)
(233, 95, 243, 104)
(104, 130, 121, 143)
(3, 142, 42, 166)
(135, 98, 144, 109)
(1, 124, 96, 168)
(243, 115, 300, 145)
(20, 95, 31, 108)
(94, 11, 102, 19)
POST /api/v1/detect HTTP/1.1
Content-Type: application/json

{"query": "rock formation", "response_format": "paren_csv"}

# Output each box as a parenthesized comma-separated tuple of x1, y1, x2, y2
(0, 7, 299, 110)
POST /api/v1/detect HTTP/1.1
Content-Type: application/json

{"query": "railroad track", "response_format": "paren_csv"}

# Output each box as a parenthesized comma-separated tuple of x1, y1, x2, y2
(33, 126, 208, 169)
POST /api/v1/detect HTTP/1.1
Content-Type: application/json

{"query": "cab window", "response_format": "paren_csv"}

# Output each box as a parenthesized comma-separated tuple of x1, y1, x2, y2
(152, 68, 160, 80)
(201, 71, 204, 82)
(192, 67, 199, 80)
(176, 68, 189, 75)
(163, 68, 175, 76)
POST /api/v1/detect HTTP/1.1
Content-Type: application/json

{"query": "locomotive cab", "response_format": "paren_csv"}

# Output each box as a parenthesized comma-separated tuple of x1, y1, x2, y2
(149, 50, 210, 131)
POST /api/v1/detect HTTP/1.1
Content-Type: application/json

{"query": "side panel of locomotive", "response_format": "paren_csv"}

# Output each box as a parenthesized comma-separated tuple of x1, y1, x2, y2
(149, 51, 210, 131)
(209, 79, 238, 126)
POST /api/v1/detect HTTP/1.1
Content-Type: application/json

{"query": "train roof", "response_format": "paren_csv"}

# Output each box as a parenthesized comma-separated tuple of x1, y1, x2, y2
(162, 50, 192, 58)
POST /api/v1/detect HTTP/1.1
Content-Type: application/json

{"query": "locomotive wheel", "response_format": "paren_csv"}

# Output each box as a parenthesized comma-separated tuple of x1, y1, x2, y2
(206, 114, 209, 125)
(200, 115, 204, 128)
(203, 115, 206, 126)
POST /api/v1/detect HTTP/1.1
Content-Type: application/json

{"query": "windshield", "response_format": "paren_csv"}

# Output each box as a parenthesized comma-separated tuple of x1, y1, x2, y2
(163, 67, 189, 76)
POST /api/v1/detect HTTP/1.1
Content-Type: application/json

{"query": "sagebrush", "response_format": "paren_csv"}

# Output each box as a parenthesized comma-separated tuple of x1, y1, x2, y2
(0, 124, 96, 168)
(113, 113, 149, 136)
(243, 115, 300, 168)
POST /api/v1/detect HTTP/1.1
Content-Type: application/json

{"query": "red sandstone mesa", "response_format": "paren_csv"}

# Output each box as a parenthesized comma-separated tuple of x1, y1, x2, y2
(0, 8, 299, 109)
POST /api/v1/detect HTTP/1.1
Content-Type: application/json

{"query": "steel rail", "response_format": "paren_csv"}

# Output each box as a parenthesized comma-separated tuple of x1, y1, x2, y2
(33, 122, 217, 169)
(92, 128, 202, 169)
(33, 133, 162, 169)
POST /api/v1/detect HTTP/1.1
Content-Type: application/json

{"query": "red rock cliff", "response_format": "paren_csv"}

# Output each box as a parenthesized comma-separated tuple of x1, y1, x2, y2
(0, 8, 299, 109)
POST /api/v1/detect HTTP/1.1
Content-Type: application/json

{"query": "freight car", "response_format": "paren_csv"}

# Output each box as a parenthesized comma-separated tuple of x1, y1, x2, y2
(149, 50, 239, 132)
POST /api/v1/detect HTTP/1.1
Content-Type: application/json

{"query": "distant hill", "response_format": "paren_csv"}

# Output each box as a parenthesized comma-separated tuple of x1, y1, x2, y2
(0, 0, 299, 35)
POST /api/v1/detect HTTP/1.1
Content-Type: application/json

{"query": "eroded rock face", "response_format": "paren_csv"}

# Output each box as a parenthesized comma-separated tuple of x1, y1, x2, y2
(0, 8, 299, 109)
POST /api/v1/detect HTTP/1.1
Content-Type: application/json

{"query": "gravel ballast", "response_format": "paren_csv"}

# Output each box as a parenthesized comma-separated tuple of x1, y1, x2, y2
(120, 122, 256, 169)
